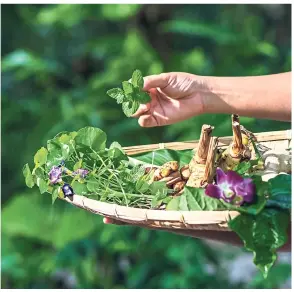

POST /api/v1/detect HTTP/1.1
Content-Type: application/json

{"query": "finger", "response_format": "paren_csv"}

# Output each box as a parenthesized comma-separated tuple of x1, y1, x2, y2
(131, 103, 151, 118)
(138, 114, 158, 128)
(143, 74, 169, 91)
(103, 217, 128, 225)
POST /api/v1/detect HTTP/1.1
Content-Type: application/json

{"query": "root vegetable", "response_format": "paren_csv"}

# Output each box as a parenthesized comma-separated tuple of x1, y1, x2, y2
(173, 181, 186, 192)
(172, 189, 184, 197)
(180, 165, 191, 180)
(166, 176, 182, 187)
(153, 168, 163, 181)
(159, 171, 181, 182)
(145, 166, 158, 174)
(160, 167, 173, 178)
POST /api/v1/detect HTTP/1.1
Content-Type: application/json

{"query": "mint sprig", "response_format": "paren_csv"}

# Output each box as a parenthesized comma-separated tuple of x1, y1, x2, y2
(107, 69, 151, 117)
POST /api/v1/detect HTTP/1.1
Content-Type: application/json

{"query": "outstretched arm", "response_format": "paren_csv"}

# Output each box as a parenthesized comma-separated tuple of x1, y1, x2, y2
(202, 72, 291, 122)
(132, 71, 291, 127)
(104, 217, 291, 252)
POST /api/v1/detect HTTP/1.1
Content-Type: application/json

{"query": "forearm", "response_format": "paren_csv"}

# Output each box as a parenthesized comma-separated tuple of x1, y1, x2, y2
(164, 225, 291, 252)
(201, 72, 291, 122)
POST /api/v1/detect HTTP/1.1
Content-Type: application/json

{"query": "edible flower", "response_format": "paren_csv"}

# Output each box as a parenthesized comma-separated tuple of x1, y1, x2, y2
(205, 168, 255, 205)
(49, 166, 63, 184)
(74, 168, 89, 178)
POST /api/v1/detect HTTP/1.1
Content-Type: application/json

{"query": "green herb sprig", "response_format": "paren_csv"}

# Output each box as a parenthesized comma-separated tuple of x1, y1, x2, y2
(107, 69, 151, 117)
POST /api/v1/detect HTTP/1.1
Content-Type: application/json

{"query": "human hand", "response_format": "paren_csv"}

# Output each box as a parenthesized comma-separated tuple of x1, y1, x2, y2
(132, 72, 210, 127)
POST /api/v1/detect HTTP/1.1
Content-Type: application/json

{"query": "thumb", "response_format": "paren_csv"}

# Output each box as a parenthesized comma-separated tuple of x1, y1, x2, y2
(143, 73, 169, 91)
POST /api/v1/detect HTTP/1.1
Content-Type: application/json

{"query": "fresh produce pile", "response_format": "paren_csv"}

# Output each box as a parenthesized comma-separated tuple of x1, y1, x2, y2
(23, 70, 291, 279)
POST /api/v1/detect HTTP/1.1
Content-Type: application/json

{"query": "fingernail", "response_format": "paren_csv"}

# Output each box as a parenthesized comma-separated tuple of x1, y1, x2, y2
(103, 218, 110, 224)
(139, 104, 148, 111)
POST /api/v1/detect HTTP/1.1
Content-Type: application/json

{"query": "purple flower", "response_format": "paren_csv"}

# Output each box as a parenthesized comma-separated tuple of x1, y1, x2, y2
(49, 166, 63, 184)
(74, 168, 89, 178)
(205, 168, 255, 205)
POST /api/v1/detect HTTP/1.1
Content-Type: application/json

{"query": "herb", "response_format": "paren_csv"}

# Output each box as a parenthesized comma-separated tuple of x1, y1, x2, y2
(107, 69, 151, 117)
(229, 208, 290, 279)
(23, 126, 169, 209)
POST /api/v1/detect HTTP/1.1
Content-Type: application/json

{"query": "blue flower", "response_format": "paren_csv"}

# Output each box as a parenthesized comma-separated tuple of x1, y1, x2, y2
(74, 168, 89, 178)
(49, 166, 63, 184)
(205, 168, 255, 205)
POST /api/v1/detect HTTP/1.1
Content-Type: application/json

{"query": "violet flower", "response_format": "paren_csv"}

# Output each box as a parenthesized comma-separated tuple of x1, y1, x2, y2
(205, 168, 255, 206)
(49, 166, 63, 184)
(74, 168, 89, 178)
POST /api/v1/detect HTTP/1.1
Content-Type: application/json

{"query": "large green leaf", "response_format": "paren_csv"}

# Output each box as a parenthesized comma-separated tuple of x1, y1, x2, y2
(229, 209, 290, 278)
(166, 187, 226, 211)
(132, 149, 193, 167)
(75, 127, 107, 152)
(266, 174, 291, 210)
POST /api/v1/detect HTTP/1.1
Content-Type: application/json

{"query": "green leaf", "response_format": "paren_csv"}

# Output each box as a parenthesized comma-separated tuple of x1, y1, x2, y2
(73, 159, 83, 171)
(130, 164, 146, 182)
(37, 178, 48, 194)
(229, 209, 290, 278)
(108, 142, 128, 162)
(233, 160, 256, 175)
(110, 141, 123, 150)
(135, 179, 150, 193)
(52, 187, 59, 204)
(86, 177, 100, 193)
(33, 147, 48, 166)
(148, 181, 168, 196)
(122, 100, 140, 117)
(32, 167, 46, 180)
(166, 187, 226, 211)
(72, 181, 88, 196)
(122, 81, 134, 96)
(135, 92, 151, 104)
(23, 164, 34, 188)
(75, 127, 107, 152)
(132, 149, 193, 167)
(131, 69, 144, 89)
(266, 174, 291, 210)
(107, 88, 125, 104)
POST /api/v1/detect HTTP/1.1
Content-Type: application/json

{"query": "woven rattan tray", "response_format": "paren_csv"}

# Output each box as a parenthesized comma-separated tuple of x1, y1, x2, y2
(63, 129, 291, 231)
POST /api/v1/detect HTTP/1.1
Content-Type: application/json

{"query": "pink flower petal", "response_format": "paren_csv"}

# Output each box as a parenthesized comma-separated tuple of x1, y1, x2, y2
(205, 184, 222, 199)
(226, 170, 243, 186)
(216, 167, 227, 184)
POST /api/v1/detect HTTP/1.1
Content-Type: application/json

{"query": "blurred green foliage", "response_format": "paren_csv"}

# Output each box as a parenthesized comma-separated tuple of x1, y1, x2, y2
(2, 3, 291, 288)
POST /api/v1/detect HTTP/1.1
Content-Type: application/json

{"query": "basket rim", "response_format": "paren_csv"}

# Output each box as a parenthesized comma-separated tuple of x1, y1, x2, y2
(64, 194, 240, 225)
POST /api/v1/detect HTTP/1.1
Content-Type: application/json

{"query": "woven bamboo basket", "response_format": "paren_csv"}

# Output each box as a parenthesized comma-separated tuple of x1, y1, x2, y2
(63, 129, 291, 231)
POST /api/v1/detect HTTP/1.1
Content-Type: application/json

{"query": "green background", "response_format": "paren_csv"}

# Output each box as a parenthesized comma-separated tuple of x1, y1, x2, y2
(2, 4, 291, 289)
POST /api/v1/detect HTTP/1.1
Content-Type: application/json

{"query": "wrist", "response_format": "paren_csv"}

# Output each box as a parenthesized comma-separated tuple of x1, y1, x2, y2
(192, 75, 233, 115)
